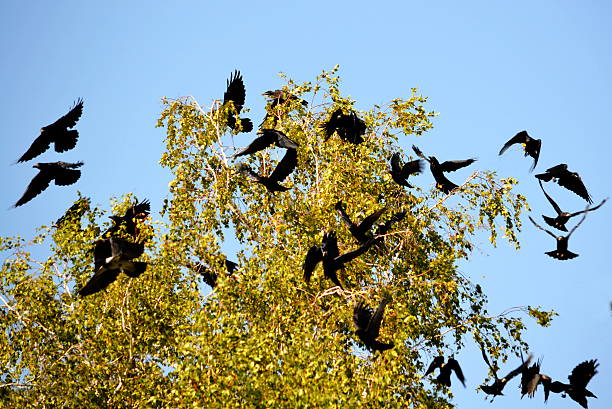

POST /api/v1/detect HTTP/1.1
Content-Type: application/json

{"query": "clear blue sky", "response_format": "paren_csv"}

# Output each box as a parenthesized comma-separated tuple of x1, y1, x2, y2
(1, 1, 610, 408)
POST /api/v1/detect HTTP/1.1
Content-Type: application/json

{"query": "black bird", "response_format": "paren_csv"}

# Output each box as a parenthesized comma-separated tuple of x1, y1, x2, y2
(528, 214, 588, 260)
(389, 153, 424, 188)
(303, 231, 375, 288)
(425, 356, 466, 388)
(498, 130, 541, 171)
(263, 90, 308, 108)
(321, 108, 366, 144)
(520, 358, 552, 401)
(536, 164, 592, 204)
(223, 70, 253, 133)
(548, 360, 598, 408)
(374, 210, 406, 236)
(238, 148, 297, 192)
(479, 346, 533, 399)
(14, 161, 83, 207)
(79, 237, 147, 297)
(55, 196, 91, 227)
(539, 181, 606, 232)
(412, 145, 476, 194)
(105, 199, 151, 240)
(17, 99, 84, 163)
(353, 298, 394, 352)
(233, 129, 298, 157)
(193, 259, 238, 288)
(335, 201, 386, 244)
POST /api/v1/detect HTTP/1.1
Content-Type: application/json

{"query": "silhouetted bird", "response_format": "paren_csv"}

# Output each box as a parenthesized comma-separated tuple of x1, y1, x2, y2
(335, 201, 386, 244)
(194, 259, 238, 288)
(321, 108, 366, 144)
(238, 148, 297, 192)
(412, 145, 476, 194)
(539, 181, 606, 232)
(498, 130, 541, 171)
(548, 360, 598, 408)
(14, 161, 83, 207)
(79, 237, 147, 296)
(223, 70, 253, 133)
(536, 164, 592, 204)
(54, 196, 91, 227)
(425, 356, 466, 387)
(374, 211, 406, 236)
(16, 99, 84, 163)
(303, 231, 375, 288)
(105, 199, 151, 240)
(479, 347, 533, 399)
(520, 358, 552, 401)
(528, 214, 588, 260)
(389, 153, 424, 188)
(263, 90, 308, 108)
(233, 129, 298, 157)
(353, 298, 394, 352)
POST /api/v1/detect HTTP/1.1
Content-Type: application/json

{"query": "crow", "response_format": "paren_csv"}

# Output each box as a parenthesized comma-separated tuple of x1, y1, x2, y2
(389, 153, 424, 188)
(79, 237, 147, 297)
(353, 298, 394, 352)
(425, 356, 466, 388)
(335, 201, 386, 244)
(233, 129, 298, 157)
(479, 345, 532, 400)
(536, 164, 592, 204)
(16, 99, 84, 163)
(498, 130, 541, 171)
(14, 161, 83, 207)
(528, 214, 588, 260)
(223, 70, 253, 133)
(54, 196, 91, 227)
(412, 145, 476, 194)
(105, 199, 151, 240)
(238, 148, 297, 192)
(193, 259, 238, 288)
(321, 108, 366, 144)
(539, 181, 605, 232)
(303, 231, 375, 288)
(520, 358, 552, 401)
(263, 90, 308, 108)
(548, 360, 598, 408)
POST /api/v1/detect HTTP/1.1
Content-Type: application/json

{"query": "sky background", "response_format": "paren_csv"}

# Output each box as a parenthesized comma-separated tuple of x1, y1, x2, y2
(1, 1, 611, 408)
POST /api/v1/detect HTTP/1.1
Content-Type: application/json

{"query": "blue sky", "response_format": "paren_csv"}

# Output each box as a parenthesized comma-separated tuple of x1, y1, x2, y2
(1, 1, 610, 407)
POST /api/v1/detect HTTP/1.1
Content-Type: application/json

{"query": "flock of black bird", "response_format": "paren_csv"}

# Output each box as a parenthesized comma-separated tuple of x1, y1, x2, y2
(11, 70, 605, 407)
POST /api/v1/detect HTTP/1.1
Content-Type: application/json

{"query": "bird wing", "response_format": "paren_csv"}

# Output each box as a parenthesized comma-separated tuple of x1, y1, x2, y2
(411, 145, 428, 161)
(335, 238, 375, 264)
(16, 133, 52, 163)
(50, 99, 84, 129)
(528, 216, 557, 239)
(269, 148, 297, 183)
(568, 360, 598, 389)
(557, 172, 592, 204)
(447, 358, 466, 387)
(335, 201, 358, 231)
(234, 133, 276, 157)
(303, 245, 323, 282)
(322, 109, 343, 139)
(366, 298, 390, 339)
(401, 159, 424, 178)
(54, 167, 82, 186)
(438, 158, 477, 173)
(390, 153, 403, 175)
(268, 129, 299, 150)
(357, 208, 386, 232)
(93, 239, 112, 271)
(539, 180, 563, 215)
(504, 355, 533, 381)
(353, 301, 373, 332)
(568, 197, 607, 217)
(528, 138, 541, 171)
(223, 70, 246, 110)
(567, 209, 589, 238)
(14, 170, 54, 207)
(78, 268, 120, 296)
(498, 131, 528, 155)
(425, 356, 445, 376)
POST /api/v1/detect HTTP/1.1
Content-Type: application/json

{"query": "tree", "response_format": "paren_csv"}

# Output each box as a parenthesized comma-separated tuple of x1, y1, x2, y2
(0, 67, 554, 408)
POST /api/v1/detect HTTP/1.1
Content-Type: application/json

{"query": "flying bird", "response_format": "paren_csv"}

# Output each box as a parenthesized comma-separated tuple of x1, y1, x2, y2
(54, 196, 91, 227)
(536, 164, 592, 204)
(548, 360, 598, 408)
(16, 99, 84, 163)
(233, 129, 298, 157)
(263, 90, 308, 108)
(193, 259, 238, 288)
(237, 148, 297, 192)
(105, 199, 151, 239)
(353, 298, 394, 352)
(335, 201, 386, 244)
(79, 237, 147, 297)
(528, 214, 588, 260)
(520, 358, 552, 401)
(498, 130, 541, 171)
(412, 145, 476, 194)
(223, 70, 253, 133)
(321, 108, 366, 144)
(389, 153, 424, 188)
(14, 161, 83, 207)
(539, 181, 606, 232)
(425, 356, 466, 388)
(479, 345, 533, 399)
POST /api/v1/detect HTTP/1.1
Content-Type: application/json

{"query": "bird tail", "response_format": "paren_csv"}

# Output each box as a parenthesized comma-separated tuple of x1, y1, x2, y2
(541, 215, 568, 232)
(54, 130, 79, 153)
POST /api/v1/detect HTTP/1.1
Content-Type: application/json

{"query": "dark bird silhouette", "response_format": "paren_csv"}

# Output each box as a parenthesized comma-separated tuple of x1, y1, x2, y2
(374, 211, 406, 236)
(263, 90, 308, 108)
(412, 145, 476, 194)
(479, 346, 533, 399)
(389, 153, 424, 188)
(353, 298, 394, 352)
(194, 259, 238, 288)
(238, 148, 297, 192)
(321, 108, 366, 144)
(335, 201, 386, 244)
(548, 360, 598, 408)
(425, 356, 466, 387)
(539, 181, 606, 232)
(303, 231, 375, 288)
(528, 213, 588, 260)
(498, 130, 541, 171)
(14, 161, 83, 207)
(520, 358, 552, 401)
(233, 129, 298, 157)
(54, 196, 91, 227)
(536, 164, 592, 204)
(105, 199, 151, 240)
(79, 237, 147, 297)
(16, 99, 84, 163)
(223, 70, 253, 133)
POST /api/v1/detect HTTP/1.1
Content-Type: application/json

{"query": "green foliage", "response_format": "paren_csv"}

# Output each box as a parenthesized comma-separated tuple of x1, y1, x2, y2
(1, 68, 554, 408)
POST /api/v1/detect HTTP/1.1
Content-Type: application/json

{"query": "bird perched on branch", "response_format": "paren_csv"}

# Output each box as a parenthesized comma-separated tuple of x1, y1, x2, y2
(528, 214, 588, 260)
(14, 161, 83, 207)
(539, 181, 606, 232)
(412, 145, 476, 194)
(321, 108, 366, 144)
(536, 164, 592, 204)
(425, 356, 466, 388)
(233, 129, 298, 157)
(237, 147, 297, 192)
(548, 359, 598, 408)
(223, 70, 252, 133)
(16, 99, 84, 163)
(498, 130, 541, 171)
(389, 152, 424, 188)
(353, 297, 394, 352)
